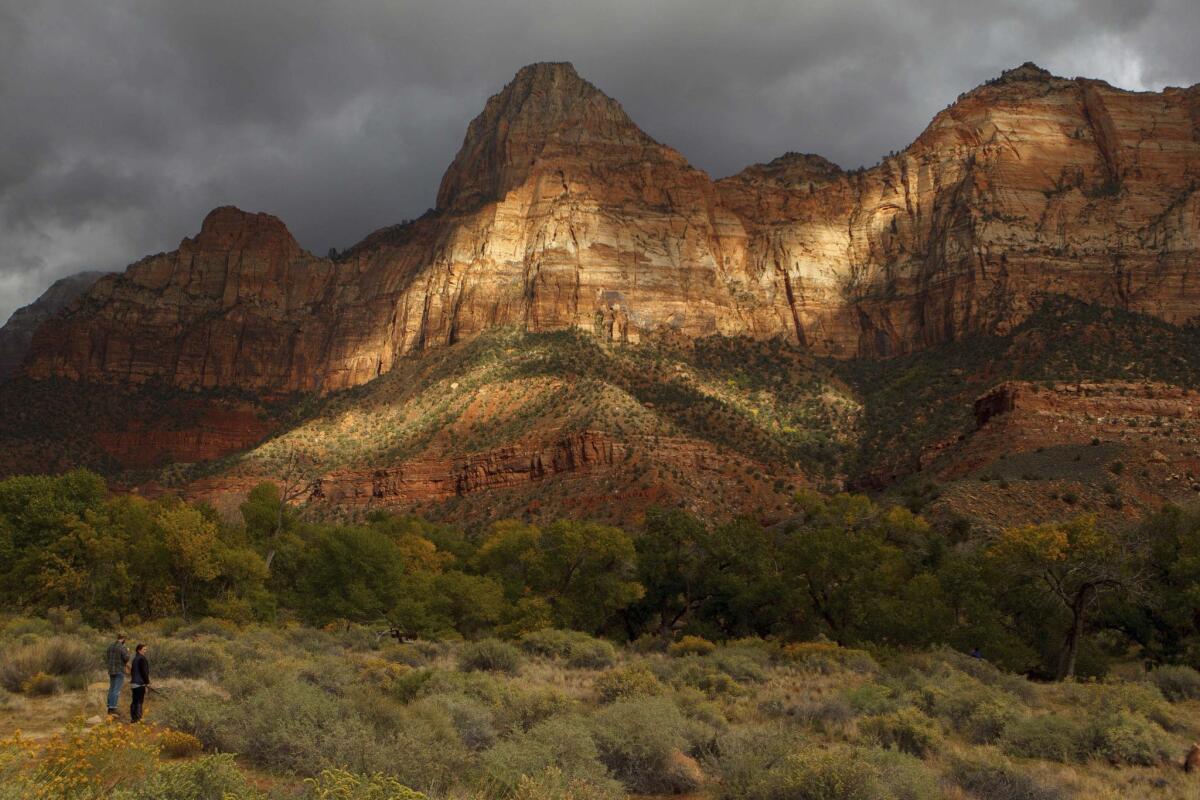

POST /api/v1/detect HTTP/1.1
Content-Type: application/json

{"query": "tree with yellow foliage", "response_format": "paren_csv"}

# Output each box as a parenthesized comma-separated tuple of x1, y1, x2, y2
(987, 516, 1142, 680)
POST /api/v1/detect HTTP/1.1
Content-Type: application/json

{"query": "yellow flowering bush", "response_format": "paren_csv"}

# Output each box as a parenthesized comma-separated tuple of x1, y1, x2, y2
(155, 729, 203, 759)
(667, 635, 716, 657)
(358, 655, 411, 689)
(20, 671, 60, 696)
(0, 720, 159, 799)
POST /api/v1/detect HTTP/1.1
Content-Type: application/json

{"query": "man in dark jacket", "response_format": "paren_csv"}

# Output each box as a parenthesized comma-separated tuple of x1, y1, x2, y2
(129, 643, 151, 723)
(104, 634, 129, 717)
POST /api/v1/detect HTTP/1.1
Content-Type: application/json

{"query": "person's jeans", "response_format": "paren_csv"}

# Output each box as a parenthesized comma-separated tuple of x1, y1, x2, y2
(130, 686, 146, 723)
(107, 672, 124, 711)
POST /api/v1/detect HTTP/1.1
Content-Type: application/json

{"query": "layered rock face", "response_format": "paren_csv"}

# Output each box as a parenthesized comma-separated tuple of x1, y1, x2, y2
(22, 62, 1200, 394)
(718, 63, 1200, 356)
(26, 209, 339, 390)
(0, 271, 108, 379)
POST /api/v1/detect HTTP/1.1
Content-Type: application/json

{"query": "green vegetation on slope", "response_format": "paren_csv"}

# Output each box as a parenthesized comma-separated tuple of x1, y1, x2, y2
(835, 297, 1200, 481)
(242, 327, 858, 479)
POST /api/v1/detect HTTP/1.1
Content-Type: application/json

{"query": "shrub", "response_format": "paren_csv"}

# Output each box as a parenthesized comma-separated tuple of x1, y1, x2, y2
(152, 638, 233, 680)
(1063, 680, 1173, 729)
(158, 689, 228, 747)
(414, 693, 496, 751)
(951, 754, 1067, 800)
(781, 642, 877, 674)
(843, 683, 900, 716)
(302, 768, 428, 800)
(1148, 665, 1200, 702)
(707, 648, 769, 682)
(659, 749, 706, 794)
(499, 685, 577, 731)
(594, 665, 664, 703)
(20, 671, 59, 696)
(715, 743, 889, 800)
(1001, 713, 1088, 763)
(706, 724, 796, 800)
(375, 706, 473, 792)
(519, 630, 617, 669)
(358, 655, 411, 690)
(61, 672, 90, 692)
(1092, 710, 1173, 766)
(130, 752, 262, 799)
(697, 671, 744, 697)
(858, 707, 941, 757)
(459, 639, 523, 674)
(39, 636, 95, 677)
(382, 642, 440, 668)
(168, 677, 337, 771)
(781, 695, 855, 731)
(389, 668, 436, 703)
(520, 629, 582, 658)
(1, 720, 161, 798)
(965, 698, 1020, 744)
(0, 636, 94, 692)
(163, 674, 434, 780)
(860, 748, 941, 800)
(566, 638, 617, 670)
(669, 636, 716, 657)
(480, 716, 615, 797)
(590, 697, 689, 793)
(175, 618, 239, 639)
(510, 767, 623, 800)
(0, 616, 53, 638)
(916, 671, 1021, 743)
(154, 728, 205, 759)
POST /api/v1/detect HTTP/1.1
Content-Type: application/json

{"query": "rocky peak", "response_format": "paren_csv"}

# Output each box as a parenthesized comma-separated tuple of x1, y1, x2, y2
(992, 61, 1056, 86)
(187, 206, 301, 257)
(726, 151, 844, 190)
(435, 61, 659, 210)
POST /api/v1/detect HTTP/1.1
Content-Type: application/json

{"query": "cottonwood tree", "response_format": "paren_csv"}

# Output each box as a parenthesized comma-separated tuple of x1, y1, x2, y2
(987, 516, 1142, 680)
(632, 508, 711, 637)
(157, 504, 221, 619)
(778, 492, 943, 646)
(241, 447, 319, 572)
(475, 519, 643, 633)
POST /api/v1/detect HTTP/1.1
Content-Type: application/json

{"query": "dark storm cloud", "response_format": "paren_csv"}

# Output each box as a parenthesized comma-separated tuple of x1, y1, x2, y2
(1, 0, 1198, 321)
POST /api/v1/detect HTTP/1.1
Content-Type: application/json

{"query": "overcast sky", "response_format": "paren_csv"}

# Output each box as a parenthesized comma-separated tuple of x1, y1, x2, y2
(1, 0, 1198, 323)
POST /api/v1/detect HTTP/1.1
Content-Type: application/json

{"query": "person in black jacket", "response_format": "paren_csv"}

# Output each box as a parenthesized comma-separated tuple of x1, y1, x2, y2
(129, 644, 151, 723)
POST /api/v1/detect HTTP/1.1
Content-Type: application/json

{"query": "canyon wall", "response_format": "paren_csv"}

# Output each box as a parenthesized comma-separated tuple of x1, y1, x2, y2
(21, 62, 1200, 393)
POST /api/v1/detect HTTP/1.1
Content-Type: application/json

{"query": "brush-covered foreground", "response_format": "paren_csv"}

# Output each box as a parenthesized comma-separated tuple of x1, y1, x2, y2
(3, 618, 1200, 800)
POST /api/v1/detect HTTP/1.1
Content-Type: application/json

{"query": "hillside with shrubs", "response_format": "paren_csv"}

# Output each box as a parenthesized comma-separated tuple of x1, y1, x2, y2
(4, 621, 1200, 799)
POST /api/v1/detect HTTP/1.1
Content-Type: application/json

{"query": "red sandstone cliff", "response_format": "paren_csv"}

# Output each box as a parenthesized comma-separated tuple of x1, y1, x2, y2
(21, 61, 1200, 393)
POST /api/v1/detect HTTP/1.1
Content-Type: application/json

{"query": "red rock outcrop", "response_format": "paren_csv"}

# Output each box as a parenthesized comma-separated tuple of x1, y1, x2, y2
(918, 380, 1200, 530)
(92, 400, 275, 468)
(26, 207, 339, 390)
(20, 62, 1200, 391)
(929, 380, 1200, 482)
(182, 428, 801, 527)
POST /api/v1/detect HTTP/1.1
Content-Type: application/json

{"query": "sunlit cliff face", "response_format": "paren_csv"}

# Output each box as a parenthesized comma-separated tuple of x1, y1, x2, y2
(23, 62, 1200, 393)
